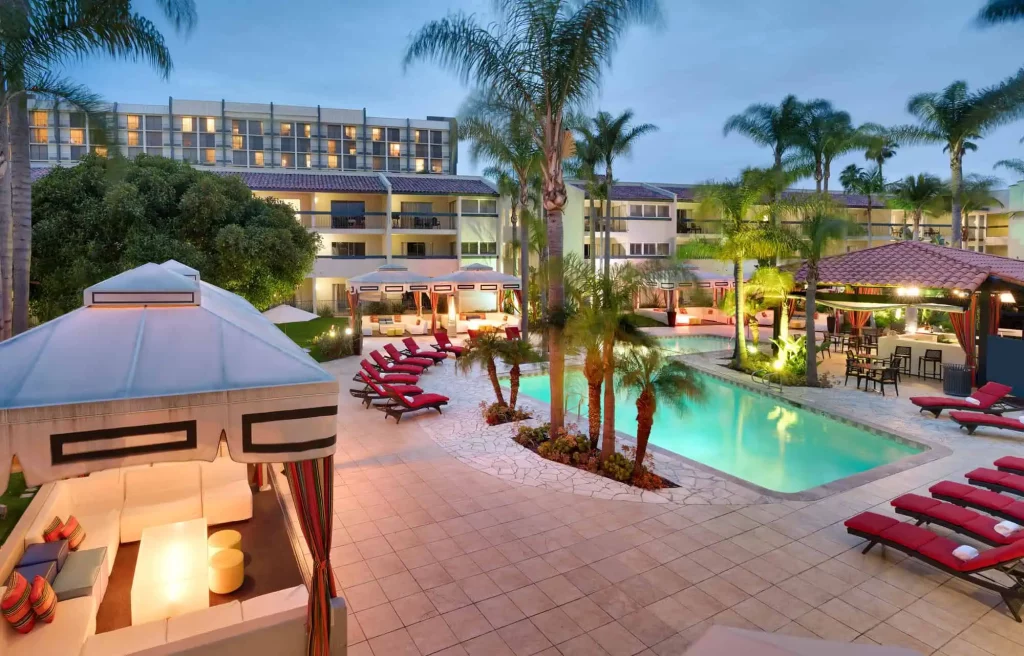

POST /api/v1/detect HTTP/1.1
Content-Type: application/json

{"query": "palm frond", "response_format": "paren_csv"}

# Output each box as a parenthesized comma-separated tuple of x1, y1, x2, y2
(995, 158, 1024, 178)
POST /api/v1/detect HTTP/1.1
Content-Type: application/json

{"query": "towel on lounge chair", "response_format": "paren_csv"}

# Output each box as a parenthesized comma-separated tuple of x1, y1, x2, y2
(966, 396, 981, 405)
(996, 521, 1023, 537)
(953, 545, 980, 561)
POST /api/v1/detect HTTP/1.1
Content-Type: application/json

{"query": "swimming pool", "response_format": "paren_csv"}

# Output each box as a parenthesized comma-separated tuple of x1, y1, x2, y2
(656, 335, 734, 355)
(510, 370, 923, 493)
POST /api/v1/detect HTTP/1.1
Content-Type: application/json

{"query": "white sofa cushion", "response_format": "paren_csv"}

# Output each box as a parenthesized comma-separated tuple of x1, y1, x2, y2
(200, 459, 253, 526)
(120, 495, 203, 543)
(241, 585, 309, 621)
(73, 510, 119, 575)
(167, 601, 243, 642)
(0, 595, 96, 656)
(67, 473, 124, 514)
(121, 463, 202, 542)
(80, 619, 167, 656)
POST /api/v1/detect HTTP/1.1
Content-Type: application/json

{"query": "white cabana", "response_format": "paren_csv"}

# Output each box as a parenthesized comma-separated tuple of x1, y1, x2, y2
(347, 263, 432, 294)
(429, 263, 522, 333)
(0, 262, 338, 489)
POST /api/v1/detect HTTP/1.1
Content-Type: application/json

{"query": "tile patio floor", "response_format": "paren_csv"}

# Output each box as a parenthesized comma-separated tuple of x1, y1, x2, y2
(299, 329, 1024, 655)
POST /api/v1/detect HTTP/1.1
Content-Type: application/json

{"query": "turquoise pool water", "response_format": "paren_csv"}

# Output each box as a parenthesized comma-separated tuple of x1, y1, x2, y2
(509, 370, 923, 493)
(656, 335, 734, 355)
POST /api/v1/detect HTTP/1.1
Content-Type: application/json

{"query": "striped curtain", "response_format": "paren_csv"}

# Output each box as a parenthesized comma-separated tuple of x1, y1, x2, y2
(430, 292, 439, 332)
(949, 295, 977, 371)
(285, 456, 337, 656)
(513, 290, 523, 315)
(850, 287, 882, 333)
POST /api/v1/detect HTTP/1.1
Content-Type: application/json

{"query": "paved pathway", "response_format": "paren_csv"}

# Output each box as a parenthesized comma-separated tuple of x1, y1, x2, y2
(286, 332, 1024, 655)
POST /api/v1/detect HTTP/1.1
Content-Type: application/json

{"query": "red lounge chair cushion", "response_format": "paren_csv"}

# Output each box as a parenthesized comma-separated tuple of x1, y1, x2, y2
(362, 361, 419, 384)
(880, 522, 936, 550)
(383, 344, 434, 368)
(916, 535, 961, 569)
(910, 397, 977, 410)
(844, 512, 899, 536)
(389, 384, 424, 396)
(962, 539, 1024, 571)
(951, 413, 1024, 431)
(892, 494, 941, 515)
(974, 382, 1014, 407)
(928, 502, 982, 526)
(996, 456, 1024, 473)
(371, 351, 423, 374)
(931, 481, 1013, 508)
(961, 516, 1017, 544)
(400, 393, 449, 409)
(403, 339, 446, 360)
(967, 468, 1024, 493)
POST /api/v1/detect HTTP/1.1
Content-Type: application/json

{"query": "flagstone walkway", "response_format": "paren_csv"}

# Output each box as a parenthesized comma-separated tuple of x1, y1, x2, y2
(296, 333, 1024, 655)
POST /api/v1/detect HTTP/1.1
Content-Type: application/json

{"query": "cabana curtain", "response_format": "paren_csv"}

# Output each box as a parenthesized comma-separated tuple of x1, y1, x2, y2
(950, 295, 978, 374)
(850, 287, 882, 333)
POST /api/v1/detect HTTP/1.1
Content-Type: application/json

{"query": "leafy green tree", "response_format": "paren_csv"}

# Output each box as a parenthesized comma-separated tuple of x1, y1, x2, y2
(0, 0, 197, 337)
(615, 347, 703, 484)
(893, 71, 1024, 247)
(840, 164, 885, 244)
(723, 95, 806, 174)
(405, 0, 662, 433)
(943, 174, 1003, 243)
(791, 101, 857, 192)
(977, 0, 1024, 25)
(859, 123, 899, 179)
(746, 267, 794, 341)
(887, 173, 946, 239)
(30, 155, 318, 320)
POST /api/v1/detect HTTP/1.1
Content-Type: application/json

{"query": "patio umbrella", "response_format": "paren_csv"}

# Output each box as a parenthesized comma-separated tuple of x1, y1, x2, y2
(263, 304, 319, 324)
(684, 626, 920, 656)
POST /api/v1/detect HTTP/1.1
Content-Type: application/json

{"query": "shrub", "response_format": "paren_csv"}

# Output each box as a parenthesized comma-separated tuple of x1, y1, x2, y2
(316, 303, 335, 318)
(310, 330, 353, 361)
(364, 300, 404, 316)
(514, 423, 550, 448)
(601, 452, 633, 482)
(481, 402, 531, 426)
(622, 446, 664, 490)
(537, 433, 591, 465)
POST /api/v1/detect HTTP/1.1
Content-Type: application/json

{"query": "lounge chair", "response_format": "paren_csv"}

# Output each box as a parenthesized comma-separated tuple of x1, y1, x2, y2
(844, 511, 1024, 621)
(432, 331, 465, 357)
(505, 326, 521, 340)
(383, 343, 436, 369)
(951, 412, 1024, 437)
(966, 468, 1024, 498)
(354, 360, 419, 385)
(467, 328, 480, 341)
(891, 493, 1024, 547)
(351, 371, 423, 408)
(401, 337, 447, 362)
(910, 382, 1015, 418)
(376, 386, 449, 423)
(370, 349, 424, 375)
(997, 456, 1024, 476)
(930, 480, 1024, 524)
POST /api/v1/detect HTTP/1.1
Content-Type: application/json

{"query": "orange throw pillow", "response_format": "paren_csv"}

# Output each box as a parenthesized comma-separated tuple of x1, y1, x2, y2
(1, 572, 35, 634)
(29, 576, 57, 623)
(42, 517, 64, 543)
(60, 515, 86, 550)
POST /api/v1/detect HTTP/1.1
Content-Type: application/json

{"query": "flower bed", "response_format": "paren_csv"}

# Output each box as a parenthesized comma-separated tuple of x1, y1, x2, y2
(512, 423, 676, 490)
(481, 401, 532, 426)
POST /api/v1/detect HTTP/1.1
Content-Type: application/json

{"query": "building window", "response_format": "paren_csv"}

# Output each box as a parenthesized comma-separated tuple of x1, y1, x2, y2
(251, 151, 264, 166)
(182, 116, 195, 132)
(415, 143, 429, 158)
(202, 117, 216, 133)
(371, 127, 383, 141)
(389, 142, 401, 157)
(30, 128, 48, 144)
(628, 242, 669, 256)
(629, 203, 670, 218)
(431, 160, 442, 174)
(29, 145, 48, 161)
(69, 113, 86, 129)
(387, 157, 401, 171)
(462, 199, 498, 214)
(405, 242, 426, 257)
(430, 144, 442, 159)
(280, 122, 292, 137)
(281, 153, 294, 168)
(373, 156, 385, 171)
(145, 115, 162, 130)
(128, 131, 141, 146)
(69, 128, 85, 145)
(344, 125, 357, 139)
(344, 155, 357, 169)
(415, 130, 426, 144)
(415, 158, 426, 172)
(145, 132, 162, 148)
(430, 130, 443, 144)
(31, 111, 48, 127)
(202, 148, 216, 164)
(92, 145, 108, 157)
(461, 242, 479, 255)
(230, 119, 265, 167)
(332, 242, 366, 257)
(327, 154, 339, 168)
(327, 124, 341, 139)
(127, 114, 141, 130)
(372, 141, 386, 156)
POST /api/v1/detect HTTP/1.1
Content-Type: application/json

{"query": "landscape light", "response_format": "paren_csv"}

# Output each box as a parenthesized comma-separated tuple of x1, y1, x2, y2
(747, 345, 758, 355)
(344, 327, 353, 336)
(773, 360, 784, 371)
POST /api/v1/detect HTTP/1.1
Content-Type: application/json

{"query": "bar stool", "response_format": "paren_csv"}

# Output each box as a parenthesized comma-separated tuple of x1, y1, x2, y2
(892, 346, 912, 378)
(918, 348, 943, 380)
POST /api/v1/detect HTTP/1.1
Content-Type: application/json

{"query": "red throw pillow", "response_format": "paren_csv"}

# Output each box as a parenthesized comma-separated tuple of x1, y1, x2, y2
(1, 572, 36, 634)
(29, 576, 57, 623)
(60, 515, 86, 550)
(42, 517, 64, 543)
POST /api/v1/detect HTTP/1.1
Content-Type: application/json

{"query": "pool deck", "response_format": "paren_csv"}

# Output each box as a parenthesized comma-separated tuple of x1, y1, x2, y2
(315, 329, 1024, 655)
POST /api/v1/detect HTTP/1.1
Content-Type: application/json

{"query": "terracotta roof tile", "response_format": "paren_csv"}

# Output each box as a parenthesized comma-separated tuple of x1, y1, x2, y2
(214, 171, 386, 193)
(385, 175, 497, 196)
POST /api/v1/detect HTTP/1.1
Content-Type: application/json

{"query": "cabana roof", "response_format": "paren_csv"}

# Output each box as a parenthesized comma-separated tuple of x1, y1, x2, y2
(348, 263, 433, 293)
(794, 241, 1024, 292)
(431, 263, 521, 291)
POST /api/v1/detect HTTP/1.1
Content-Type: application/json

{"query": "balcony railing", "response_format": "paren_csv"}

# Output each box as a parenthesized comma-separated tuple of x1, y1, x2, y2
(584, 219, 628, 233)
(282, 298, 349, 315)
(391, 213, 456, 230)
(677, 220, 723, 235)
(297, 211, 388, 230)
(317, 254, 386, 260)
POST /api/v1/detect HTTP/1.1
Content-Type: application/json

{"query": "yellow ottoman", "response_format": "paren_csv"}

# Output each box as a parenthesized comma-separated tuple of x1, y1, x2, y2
(208, 529, 241, 557)
(209, 548, 244, 594)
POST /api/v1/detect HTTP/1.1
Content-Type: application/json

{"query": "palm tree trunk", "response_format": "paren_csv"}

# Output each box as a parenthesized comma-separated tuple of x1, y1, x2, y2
(487, 359, 506, 406)
(10, 91, 30, 335)
(510, 206, 518, 277)
(823, 159, 831, 193)
(805, 275, 818, 386)
(866, 197, 873, 247)
(519, 182, 529, 341)
(600, 336, 616, 461)
(814, 160, 823, 193)
(585, 358, 602, 450)
(509, 364, 520, 409)
(733, 258, 746, 366)
(0, 88, 12, 341)
(631, 390, 654, 485)
(603, 167, 612, 279)
(779, 301, 789, 341)
(543, 149, 566, 431)
(588, 195, 596, 274)
(913, 210, 921, 240)
(950, 152, 963, 248)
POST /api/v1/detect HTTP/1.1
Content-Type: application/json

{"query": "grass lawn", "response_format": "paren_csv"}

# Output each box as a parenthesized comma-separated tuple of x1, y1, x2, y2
(277, 317, 350, 350)
(624, 313, 666, 328)
(0, 472, 36, 547)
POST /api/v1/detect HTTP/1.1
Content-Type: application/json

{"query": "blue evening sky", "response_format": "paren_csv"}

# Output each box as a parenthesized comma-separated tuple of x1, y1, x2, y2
(66, 0, 1024, 187)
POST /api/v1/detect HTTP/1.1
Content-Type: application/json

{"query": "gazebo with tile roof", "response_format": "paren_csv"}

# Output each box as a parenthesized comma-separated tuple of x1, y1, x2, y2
(793, 240, 1024, 387)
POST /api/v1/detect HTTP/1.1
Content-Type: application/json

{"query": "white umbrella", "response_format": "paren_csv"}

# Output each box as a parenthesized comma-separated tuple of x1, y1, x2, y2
(0, 262, 338, 490)
(263, 304, 320, 324)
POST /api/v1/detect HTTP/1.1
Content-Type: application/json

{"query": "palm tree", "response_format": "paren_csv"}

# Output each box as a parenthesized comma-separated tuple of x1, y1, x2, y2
(792, 101, 856, 193)
(461, 105, 541, 336)
(887, 173, 945, 239)
(497, 337, 540, 410)
(746, 267, 794, 341)
(840, 164, 885, 245)
(588, 109, 657, 278)
(1, 0, 197, 337)
(569, 119, 604, 275)
(456, 332, 507, 407)
(565, 304, 607, 448)
(977, 1, 1024, 25)
(789, 199, 858, 386)
(679, 172, 791, 368)
(893, 71, 1024, 247)
(859, 123, 899, 179)
(946, 174, 1003, 246)
(405, 0, 663, 433)
(616, 347, 703, 485)
(723, 95, 806, 176)
(995, 158, 1024, 178)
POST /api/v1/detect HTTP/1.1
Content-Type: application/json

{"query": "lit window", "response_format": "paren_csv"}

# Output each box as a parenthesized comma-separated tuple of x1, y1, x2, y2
(232, 135, 244, 149)
(252, 151, 264, 166)
(389, 143, 401, 157)
(182, 116, 194, 132)
(300, 123, 311, 138)
(280, 122, 292, 137)
(327, 155, 339, 168)
(327, 140, 337, 154)
(92, 146, 108, 157)
(232, 120, 243, 135)
(415, 158, 426, 172)
(431, 159, 442, 174)
(372, 127, 383, 141)
(347, 144, 357, 155)
(127, 132, 141, 146)
(127, 115, 141, 130)
(281, 153, 293, 168)
(203, 149, 215, 164)
(69, 129, 85, 145)
(203, 117, 216, 133)
(31, 111, 47, 127)
(30, 128, 47, 143)
(344, 125, 356, 139)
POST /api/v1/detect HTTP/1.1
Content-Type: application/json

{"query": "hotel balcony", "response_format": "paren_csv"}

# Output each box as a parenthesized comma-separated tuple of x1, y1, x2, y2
(297, 211, 388, 231)
(676, 219, 723, 236)
(584, 219, 628, 233)
(312, 254, 387, 278)
(390, 212, 457, 231)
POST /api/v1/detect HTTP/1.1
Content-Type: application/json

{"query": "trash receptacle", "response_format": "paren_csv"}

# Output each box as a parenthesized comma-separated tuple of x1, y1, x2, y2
(943, 364, 972, 397)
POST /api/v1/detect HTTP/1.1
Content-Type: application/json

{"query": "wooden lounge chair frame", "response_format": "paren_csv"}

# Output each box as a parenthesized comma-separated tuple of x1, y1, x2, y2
(892, 494, 1021, 548)
(377, 388, 449, 423)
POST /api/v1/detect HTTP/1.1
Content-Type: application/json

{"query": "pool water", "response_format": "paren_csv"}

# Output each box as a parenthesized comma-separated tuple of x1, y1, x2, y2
(656, 335, 734, 355)
(509, 370, 923, 493)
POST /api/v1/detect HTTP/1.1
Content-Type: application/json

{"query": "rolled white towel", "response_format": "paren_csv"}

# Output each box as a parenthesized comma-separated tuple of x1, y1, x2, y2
(995, 521, 1023, 537)
(1019, 416, 1024, 425)
(965, 396, 981, 406)
(953, 545, 979, 561)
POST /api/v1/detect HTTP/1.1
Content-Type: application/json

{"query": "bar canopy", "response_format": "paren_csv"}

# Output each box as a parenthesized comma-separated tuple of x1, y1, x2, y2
(430, 263, 521, 292)
(0, 262, 339, 490)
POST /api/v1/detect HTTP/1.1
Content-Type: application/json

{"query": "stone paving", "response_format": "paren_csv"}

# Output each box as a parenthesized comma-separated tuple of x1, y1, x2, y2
(281, 330, 1024, 655)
